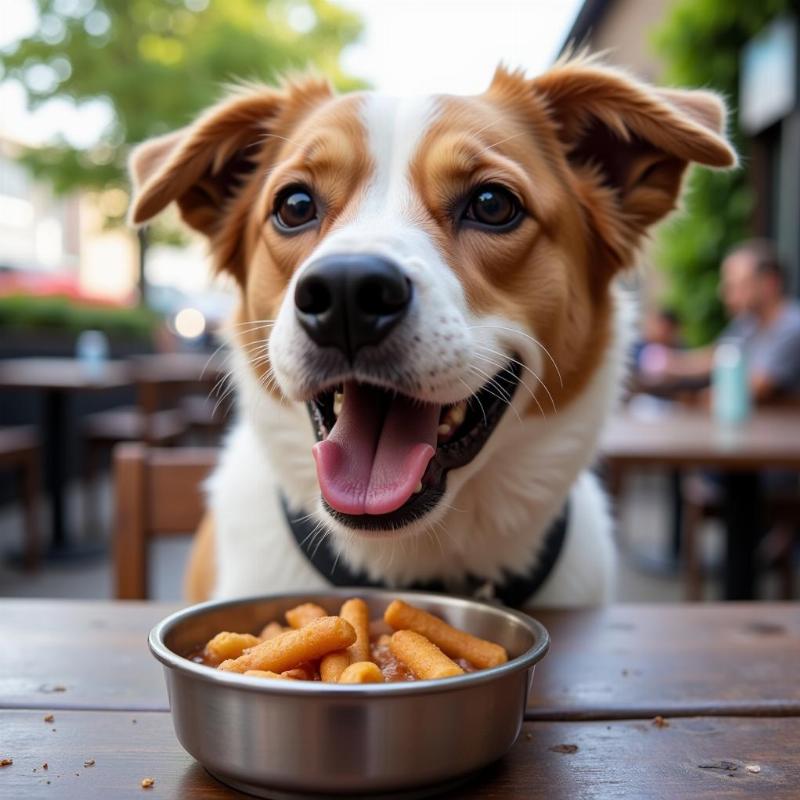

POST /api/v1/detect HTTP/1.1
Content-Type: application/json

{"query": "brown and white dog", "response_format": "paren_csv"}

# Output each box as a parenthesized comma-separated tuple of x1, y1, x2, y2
(129, 58, 735, 606)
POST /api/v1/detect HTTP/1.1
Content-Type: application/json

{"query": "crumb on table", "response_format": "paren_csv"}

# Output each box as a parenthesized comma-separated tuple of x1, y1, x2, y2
(141, 777, 155, 789)
(549, 744, 579, 754)
(652, 715, 669, 728)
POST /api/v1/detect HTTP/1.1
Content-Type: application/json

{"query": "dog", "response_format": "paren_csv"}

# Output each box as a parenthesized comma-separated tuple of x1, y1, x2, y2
(129, 58, 735, 606)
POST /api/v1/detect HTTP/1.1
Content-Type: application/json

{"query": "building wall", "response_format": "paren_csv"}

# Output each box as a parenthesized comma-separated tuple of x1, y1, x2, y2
(0, 138, 80, 274)
(586, 0, 670, 82)
(573, 0, 673, 311)
(78, 195, 139, 301)
(0, 137, 143, 302)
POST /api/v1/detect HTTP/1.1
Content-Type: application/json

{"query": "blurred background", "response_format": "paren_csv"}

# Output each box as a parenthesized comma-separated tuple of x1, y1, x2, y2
(0, 0, 797, 603)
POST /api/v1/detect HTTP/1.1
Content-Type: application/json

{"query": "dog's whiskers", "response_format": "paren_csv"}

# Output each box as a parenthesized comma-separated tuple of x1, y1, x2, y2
(474, 350, 547, 419)
(298, 521, 323, 550)
(329, 541, 345, 575)
(434, 498, 466, 514)
(290, 510, 318, 526)
(468, 365, 522, 423)
(231, 318, 277, 330)
(459, 378, 487, 426)
(476, 345, 556, 414)
(311, 525, 334, 561)
(468, 323, 564, 387)
(200, 339, 232, 381)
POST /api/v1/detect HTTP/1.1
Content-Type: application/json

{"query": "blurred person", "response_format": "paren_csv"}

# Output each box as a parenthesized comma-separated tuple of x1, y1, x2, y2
(644, 240, 800, 403)
(634, 307, 683, 380)
(645, 307, 683, 348)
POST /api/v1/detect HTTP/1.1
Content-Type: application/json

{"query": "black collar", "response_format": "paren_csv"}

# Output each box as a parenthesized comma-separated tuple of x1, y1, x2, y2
(281, 494, 569, 608)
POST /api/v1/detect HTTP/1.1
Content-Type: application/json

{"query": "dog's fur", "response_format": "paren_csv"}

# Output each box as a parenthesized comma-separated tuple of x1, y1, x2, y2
(129, 58, 735, 606)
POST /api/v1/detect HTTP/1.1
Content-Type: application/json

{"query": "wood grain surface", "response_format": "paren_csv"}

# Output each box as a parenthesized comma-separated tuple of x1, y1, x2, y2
(600, 408, 800, 470)
(0, 600, 174, 711)
(0, 359, 132, 391)
(530, 603, 800, 719)
(2, 710, 799, 799)
(3, 601, 798, 720)
(3, 600, 800, 798)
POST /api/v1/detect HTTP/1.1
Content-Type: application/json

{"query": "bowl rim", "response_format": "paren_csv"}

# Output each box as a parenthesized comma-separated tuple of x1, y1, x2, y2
(149, 588, 550, 697)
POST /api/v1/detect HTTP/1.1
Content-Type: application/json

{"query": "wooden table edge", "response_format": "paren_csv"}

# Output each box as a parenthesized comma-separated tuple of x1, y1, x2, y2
(525, 701, 800, 722)
(6, 701, 800, 719)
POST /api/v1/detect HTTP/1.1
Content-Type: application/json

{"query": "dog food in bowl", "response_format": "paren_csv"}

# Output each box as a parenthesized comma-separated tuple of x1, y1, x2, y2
(150, 590, 549, 797)
(189, 598, 508, 683)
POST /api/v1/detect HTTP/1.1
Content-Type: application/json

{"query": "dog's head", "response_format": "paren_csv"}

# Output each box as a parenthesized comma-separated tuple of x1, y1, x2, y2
(130, 60, 734, 538)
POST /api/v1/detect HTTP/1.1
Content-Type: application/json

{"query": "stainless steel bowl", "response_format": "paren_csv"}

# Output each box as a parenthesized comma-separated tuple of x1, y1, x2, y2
(149, 589, 549, 799)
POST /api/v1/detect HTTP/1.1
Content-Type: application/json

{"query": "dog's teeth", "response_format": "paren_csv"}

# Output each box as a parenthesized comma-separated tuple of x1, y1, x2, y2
(438, 402, 466, 438)
(333, 391, 343, 417)
(449, 402, 466, 426)
(413, 481, 423, 493)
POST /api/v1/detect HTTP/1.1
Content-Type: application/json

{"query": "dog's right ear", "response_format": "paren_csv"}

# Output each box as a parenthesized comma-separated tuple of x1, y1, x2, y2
(512, 59, 737, 271)
(129, 79, 333, 237)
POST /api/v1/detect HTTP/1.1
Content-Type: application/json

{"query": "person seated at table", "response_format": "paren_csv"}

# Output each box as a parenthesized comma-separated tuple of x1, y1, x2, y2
(632, 307, 685, 393)
(643, 239, 800, 404)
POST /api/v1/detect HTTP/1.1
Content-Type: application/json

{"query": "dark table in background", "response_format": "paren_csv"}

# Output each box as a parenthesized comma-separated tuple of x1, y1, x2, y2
(0, 353, 227, 558)
(1, 600, 798, 798)
(601, 407, 800, 600)
(0, 358, 133, 555)
(128, 351, 226, 383)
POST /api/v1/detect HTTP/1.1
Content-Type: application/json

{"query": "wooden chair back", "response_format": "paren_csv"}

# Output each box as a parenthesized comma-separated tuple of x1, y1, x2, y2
(113, 443, 217, 599)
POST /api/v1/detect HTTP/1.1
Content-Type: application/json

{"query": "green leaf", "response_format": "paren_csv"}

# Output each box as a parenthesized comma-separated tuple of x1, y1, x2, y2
(1, 0, 366, 232)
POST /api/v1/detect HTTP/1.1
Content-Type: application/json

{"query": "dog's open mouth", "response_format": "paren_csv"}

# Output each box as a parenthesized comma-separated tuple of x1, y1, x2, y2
(307, 359, 522, 530)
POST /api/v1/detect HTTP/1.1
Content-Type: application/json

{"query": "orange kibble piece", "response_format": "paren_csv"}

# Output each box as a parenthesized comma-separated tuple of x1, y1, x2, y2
(244, 670, 290, 680)
(285, 603, 327, 629)
(384, 600, 507, 668)
(341, 598, 371, 664)
(320, 650, 350, 682)
(218, 616, 355, 674)
(338, 661, 384, 684)
(259, 622, 284, 640)
(389, 630, 464, 680)
(204, 632, 261, 665)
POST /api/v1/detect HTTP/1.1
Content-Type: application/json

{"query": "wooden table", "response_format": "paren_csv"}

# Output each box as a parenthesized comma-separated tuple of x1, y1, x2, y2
(601, 406, 800, 600)
(2, 600, 798, 798)
(130, 351, 226, 384)
(0, 358, 133, 554)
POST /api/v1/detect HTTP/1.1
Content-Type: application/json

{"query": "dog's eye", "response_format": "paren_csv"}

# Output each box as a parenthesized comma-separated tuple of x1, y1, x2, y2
(463, 185, 521, 229)
(274, 186, 317, 230)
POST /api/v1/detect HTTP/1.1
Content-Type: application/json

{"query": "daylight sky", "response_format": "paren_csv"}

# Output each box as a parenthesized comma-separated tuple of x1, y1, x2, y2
(0, 0, 582, 146)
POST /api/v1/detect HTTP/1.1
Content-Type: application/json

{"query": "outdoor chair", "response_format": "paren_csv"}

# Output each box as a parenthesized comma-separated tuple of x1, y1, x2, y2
(682, 476, 799, 600)
(0, 426, 41, 570)
(83, 353, 230, 530)
(112, 442, 217, 599)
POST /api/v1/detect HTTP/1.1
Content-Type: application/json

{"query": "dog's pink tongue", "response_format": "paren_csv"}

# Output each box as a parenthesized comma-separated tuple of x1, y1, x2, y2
(312, 383, 439, 516)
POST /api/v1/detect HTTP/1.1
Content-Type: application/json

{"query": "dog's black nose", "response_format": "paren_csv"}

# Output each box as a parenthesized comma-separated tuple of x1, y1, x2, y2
(294, 254, 412, 361)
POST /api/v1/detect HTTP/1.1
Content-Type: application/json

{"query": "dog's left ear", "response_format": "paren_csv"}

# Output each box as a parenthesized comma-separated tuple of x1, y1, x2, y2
(129, 89, 291, 232)
(528, 61, 737, 267)
(128, 78, 332, 280)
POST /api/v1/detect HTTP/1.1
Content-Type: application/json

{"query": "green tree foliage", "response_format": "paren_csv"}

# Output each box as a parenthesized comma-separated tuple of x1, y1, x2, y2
(0, 0, 364, 223)
(652, 0, 795, 345)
